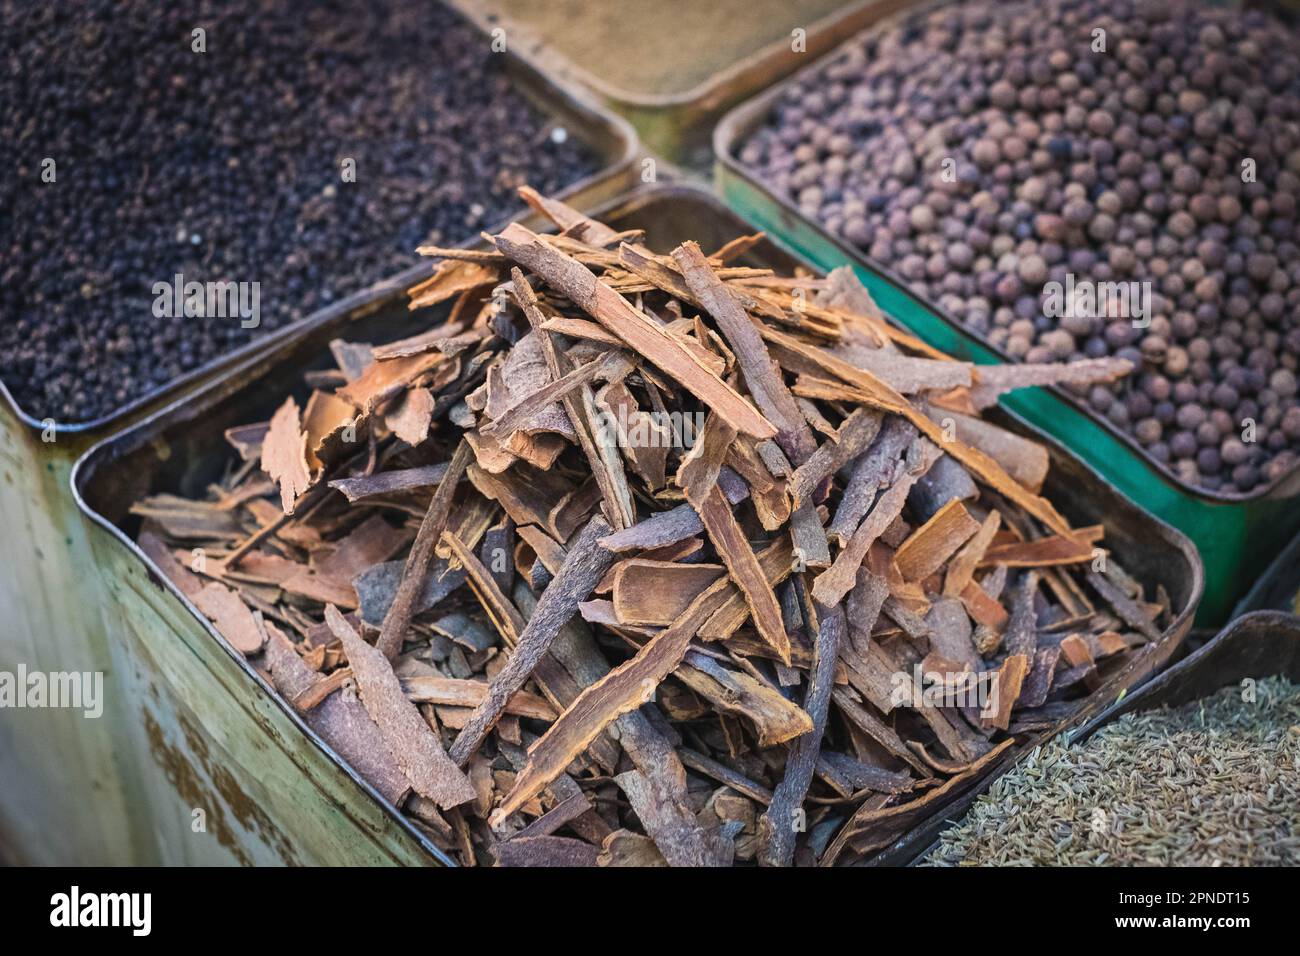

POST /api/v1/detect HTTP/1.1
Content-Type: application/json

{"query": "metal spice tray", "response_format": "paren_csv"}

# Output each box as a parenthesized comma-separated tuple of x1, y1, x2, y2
(711, 10, 1300, 627)
(71, 184, 1201, 866)
(448, 0, 916, 167)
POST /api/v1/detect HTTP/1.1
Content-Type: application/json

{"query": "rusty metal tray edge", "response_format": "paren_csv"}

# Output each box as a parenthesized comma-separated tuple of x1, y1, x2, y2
(2, 4, 638, 439)
(1071, 609, 1300, 744)
(72, 402, 460, 868)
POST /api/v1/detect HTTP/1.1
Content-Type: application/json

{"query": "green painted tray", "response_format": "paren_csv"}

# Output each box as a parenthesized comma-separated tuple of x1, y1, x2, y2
(713, 47, 1300, 628)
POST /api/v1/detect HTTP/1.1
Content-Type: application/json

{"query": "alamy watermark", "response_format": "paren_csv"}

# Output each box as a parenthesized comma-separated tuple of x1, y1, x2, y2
(0, 664, 103, 718)
(152, 273, 260, 328)
(594, 405, 706, 450)
(50, 886, 151, 936)
(1042, 273, 1152, 328)
(889, 663, 1002, 718)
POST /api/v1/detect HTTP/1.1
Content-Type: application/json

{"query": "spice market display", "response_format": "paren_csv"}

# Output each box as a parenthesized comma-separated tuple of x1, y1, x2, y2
(2, 0, 1298, 892)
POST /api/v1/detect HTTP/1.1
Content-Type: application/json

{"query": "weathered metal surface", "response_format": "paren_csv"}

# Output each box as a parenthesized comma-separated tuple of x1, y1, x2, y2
(0, 401, 144, 864)
(72, 184, 1202, 865)
(711, 12, 1300, 627)
(67, 287, 463, 864)
(88, 530, 447, 865)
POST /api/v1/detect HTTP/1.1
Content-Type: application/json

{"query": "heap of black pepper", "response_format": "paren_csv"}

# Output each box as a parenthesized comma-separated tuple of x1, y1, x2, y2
(0, 0, 597, 423)
(739, 0, 1300, 493)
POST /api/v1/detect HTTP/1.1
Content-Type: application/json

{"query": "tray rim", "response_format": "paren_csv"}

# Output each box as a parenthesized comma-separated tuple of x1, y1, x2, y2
(909, 608, 1298, 866)
(1069, 608, 1300, 745)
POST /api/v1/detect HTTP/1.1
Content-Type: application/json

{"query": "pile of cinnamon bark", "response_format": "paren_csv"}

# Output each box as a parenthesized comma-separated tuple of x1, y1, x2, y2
(131, 187, 1170, 866)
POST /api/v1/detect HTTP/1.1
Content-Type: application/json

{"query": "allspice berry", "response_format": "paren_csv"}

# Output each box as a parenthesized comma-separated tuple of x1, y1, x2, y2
(741, 0, 1300, 493)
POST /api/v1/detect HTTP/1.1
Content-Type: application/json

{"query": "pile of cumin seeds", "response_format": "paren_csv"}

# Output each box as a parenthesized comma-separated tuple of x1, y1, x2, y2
(925, 675, 1300, 866)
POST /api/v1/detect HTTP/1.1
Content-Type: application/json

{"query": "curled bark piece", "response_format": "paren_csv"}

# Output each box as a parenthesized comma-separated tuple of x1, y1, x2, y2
(491, 575, 732, 827)
(492, 222, 776, 439)
(672, 239, 815, 463)
(813, 437, 941, 607)
(693, 484, 790, 665)
(265, 624, 409, 805)
(828, 418, 917, 545)
(261, 397, 312, 514)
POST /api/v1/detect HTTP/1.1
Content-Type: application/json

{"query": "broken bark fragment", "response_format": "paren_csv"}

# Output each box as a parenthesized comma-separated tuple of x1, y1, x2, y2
(828, 418, 917, 546)
(266, 623, 410, 805)
(492, 575, 733, 826)
(450, 516, 615, 765)
(261, 397, 313, 514)
(193, 582, 266, 655)
(893, 499, 981, 583)
(495, 835, 599, 868)
(789, 407, 882, 508)
(493, 223, 775, 439)
(944, 510, 1002, 598)
(677, 650, 812, 747)
(1004, 571, 1041, 658)
(673, 240, 815, 463)
(813, 438, 942, 607)
(981, 527, 1103, 567)
(983, 653, 1030, 731)
(757, 600, 844, 867)
(612, 560, 725, 626)
(966, 358, 1133, 410)
(376, 440, 473, 658)
(325, 605, 473, 809)
(329, 463, 447, 503)
(693, 484, 790, 665)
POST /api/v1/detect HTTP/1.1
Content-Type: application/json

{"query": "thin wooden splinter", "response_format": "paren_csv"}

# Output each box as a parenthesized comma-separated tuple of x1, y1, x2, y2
(757, 595, 844, 867)
(449, 515, 614, 766)
(376, 439, 472, 659)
